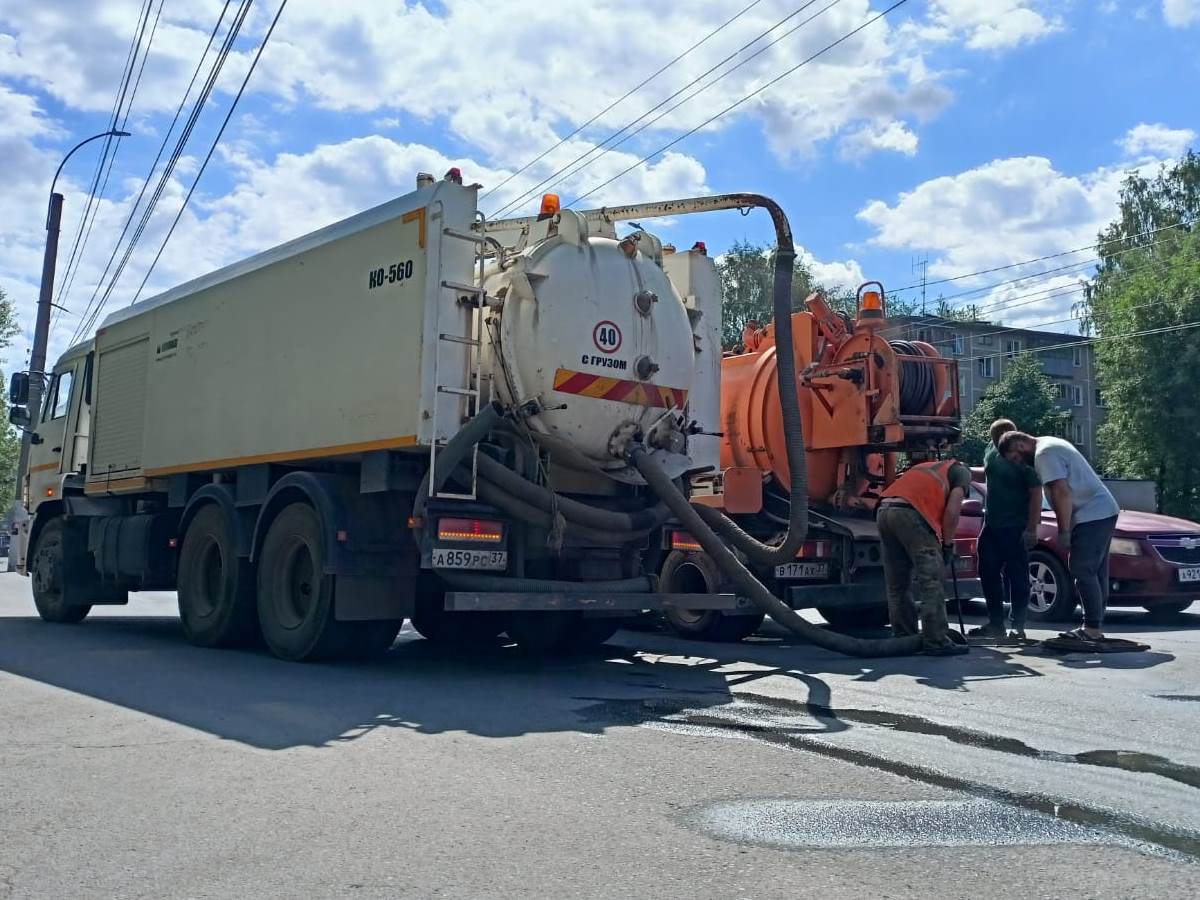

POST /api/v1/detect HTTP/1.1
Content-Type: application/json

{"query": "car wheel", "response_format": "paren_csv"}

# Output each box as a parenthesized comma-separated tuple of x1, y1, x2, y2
(1144, 600, 1194, 621)
(1027, 550, 1076, 622)
(177, 504, 259, 647)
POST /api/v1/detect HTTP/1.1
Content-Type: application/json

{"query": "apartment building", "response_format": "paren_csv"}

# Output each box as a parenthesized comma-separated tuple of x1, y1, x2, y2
(887, 316, 1105, 458)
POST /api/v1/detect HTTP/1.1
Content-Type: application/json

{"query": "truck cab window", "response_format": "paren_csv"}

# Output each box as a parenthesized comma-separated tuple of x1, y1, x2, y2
(50, 370, 74, 419)
(40, 375, 58, 423)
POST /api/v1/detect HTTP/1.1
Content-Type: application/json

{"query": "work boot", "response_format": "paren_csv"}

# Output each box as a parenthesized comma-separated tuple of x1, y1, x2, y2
(921, 642, 969, 656)
(1008, 629, 1029, 644)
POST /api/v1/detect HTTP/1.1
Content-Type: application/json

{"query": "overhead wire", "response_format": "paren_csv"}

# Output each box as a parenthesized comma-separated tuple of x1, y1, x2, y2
(565, 0, 910, 210)
(488, 0, 837, 219)
(955, 315, 1200, 365)
(128, 0, 290, 310)
(480, 0, 767, 202)
(71, 0, 249, 343)
(53, 0, 155, 306)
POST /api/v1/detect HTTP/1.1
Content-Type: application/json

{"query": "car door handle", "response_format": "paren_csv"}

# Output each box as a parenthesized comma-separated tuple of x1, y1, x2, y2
(51, 446, 62, 453)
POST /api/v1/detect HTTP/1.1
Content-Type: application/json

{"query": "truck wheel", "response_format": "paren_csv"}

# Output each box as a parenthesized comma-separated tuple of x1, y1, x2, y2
(411, 576, 507, 646)
(818, 605, 890, 631)
(257, 502, 390, 662)
(1145, 600, 1194, 621)
(1027, 550, 1076, 622)
(660, 550, 764, 642)
(30, 518, 91, 624)
(178, 504, 259, 647)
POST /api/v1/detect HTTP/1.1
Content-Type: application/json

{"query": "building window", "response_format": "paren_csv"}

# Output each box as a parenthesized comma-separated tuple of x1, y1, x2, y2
(1072, 346, 1082, 367)
(1072, 384, 1083, 407)
(1005, 338, 1022, 358)
(1095, 388, 1106, 408)
(951, 333, 964, 356)
(1072, 421, 1084, 444)
(918, 328, 932, 343)
(1054, 383, 1070, 401)
(978, 356, 994, 378)
(978, 334, 993, 346)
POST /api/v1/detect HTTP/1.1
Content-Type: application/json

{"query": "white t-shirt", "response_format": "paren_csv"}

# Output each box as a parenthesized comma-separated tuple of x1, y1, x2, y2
(1033, 436, 1119, 525)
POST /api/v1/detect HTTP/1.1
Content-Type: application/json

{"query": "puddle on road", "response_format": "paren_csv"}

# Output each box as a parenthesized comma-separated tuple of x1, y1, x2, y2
(688, 798, 1113, 851)
(574, 693, 1200, 861)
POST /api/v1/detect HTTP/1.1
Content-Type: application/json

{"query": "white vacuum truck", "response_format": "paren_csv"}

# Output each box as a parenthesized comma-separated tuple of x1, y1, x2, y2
(9, 177, 750, 660)
(12, 176, 924, 660)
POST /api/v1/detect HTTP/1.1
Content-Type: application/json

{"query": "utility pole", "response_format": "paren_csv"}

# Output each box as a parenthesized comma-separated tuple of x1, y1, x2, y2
(913, 254, 929, 315)
(8, 130, 129, 570)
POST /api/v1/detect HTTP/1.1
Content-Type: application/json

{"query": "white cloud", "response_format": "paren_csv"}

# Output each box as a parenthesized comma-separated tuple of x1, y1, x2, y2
(1121, 122, 1197, 159)
(1163, 0, 1200, 27)
(796, 246, 867, 291)
(839, 120, 919, 160)
(914, 1, 1063, 50)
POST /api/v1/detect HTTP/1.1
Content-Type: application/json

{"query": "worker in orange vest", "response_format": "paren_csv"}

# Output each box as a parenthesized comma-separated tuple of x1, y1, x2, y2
(877, 456, 974, 655)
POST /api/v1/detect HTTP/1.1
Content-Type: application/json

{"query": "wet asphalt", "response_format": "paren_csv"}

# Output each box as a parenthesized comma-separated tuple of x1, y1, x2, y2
(2, 574, 1199, 899)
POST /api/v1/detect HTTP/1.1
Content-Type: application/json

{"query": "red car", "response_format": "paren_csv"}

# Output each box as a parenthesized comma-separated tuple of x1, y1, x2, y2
(959, 483, 1200, 621)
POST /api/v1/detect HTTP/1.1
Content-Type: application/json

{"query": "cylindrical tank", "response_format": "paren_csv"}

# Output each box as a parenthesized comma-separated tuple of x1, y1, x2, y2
(483, 211, 697, 484)
(719, 312, 843, 500)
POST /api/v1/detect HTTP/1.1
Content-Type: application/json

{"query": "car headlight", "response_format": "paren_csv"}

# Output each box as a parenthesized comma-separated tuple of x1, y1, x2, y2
(1109, 537, 1142, 557)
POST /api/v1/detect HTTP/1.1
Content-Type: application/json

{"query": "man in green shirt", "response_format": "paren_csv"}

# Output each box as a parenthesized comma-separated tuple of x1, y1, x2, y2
(971, 418, 1041, 641)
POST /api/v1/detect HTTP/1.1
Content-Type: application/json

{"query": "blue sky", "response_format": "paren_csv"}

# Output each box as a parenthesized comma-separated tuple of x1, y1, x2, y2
(0, 0, 1197, 370)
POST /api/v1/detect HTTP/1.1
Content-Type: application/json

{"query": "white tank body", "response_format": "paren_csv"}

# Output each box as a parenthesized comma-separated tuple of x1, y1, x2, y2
(483, 211, 697, 484)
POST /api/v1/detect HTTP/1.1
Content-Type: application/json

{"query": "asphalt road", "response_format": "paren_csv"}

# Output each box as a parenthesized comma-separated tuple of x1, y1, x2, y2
(2, 573, 1199, 899)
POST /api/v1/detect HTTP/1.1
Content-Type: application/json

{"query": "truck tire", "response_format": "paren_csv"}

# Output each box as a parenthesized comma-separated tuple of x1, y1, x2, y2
(818, 605, 890, 631)
(30, 518, 91, 624)
(660, 550, 764, 642)
(178, 504, 259, 647)
(256, 503, 399, 661)
(411, 575, 507, 646)
(1027, 549, 1076, 622)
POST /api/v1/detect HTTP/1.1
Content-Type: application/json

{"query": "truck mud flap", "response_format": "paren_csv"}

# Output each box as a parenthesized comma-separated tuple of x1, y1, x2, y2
(444, 591, 757, 614)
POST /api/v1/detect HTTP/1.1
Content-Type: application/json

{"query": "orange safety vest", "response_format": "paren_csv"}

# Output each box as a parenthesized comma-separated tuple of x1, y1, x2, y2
(881, 459, 959, 542)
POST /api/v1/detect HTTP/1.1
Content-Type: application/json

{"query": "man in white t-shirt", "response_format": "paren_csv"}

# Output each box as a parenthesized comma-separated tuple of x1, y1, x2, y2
(998, 432, 1119, 641)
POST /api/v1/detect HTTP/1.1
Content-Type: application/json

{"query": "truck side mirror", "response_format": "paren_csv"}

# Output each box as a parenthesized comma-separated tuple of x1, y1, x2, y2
(8, 406, 28, 429)
(9, 371, 29, 406)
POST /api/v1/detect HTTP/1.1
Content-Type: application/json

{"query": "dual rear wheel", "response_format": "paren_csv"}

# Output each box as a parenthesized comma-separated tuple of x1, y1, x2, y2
(178, 502, 401, 662)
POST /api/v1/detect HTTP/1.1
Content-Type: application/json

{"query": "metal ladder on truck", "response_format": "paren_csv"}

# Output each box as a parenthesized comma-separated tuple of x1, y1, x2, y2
(429, 210, 491, 501)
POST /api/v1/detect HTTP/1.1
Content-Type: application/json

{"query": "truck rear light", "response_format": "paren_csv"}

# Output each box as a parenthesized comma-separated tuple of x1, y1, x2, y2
(671, 530, 703, 551)
(437, 517, 503, 542)
(796, 540, 830, 558)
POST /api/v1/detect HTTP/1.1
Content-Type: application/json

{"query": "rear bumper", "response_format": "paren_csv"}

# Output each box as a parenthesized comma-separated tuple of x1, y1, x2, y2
(785, 578, 983, 611)
(444, 591, 759, 615)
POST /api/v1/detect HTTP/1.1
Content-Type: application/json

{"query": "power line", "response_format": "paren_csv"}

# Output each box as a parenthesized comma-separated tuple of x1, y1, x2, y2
(54, 0, 154, 302)
(566, 0, 910, 210)
(480, 0, 767, 202)
(956, 315, 1200, 365)
(885, 220, 1186, 297)
(488, 0, 836, 220)
(128, 0, 290, 310)
(70, 1, 246, 343)
(519, 0, 843, 217)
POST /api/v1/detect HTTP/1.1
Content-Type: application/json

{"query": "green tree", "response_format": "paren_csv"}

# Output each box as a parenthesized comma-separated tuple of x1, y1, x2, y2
(1083, 151, 1200, 517)
(716, 242, 917, 350)
(0, 285, 21, 513)
(957, 354, 1072, 465)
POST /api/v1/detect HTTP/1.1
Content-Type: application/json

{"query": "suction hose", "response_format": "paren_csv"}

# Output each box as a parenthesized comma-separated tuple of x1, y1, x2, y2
(688, 195, 809, 568)
(630, 194, 922, 657)
(631, 447, 921, 657)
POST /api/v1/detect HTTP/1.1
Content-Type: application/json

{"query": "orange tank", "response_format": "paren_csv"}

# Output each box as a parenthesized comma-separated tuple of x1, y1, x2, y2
(719, 288, 960, 510)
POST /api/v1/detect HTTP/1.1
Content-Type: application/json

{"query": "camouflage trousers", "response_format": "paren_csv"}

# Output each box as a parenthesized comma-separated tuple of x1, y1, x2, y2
(876, 505, 952, 649)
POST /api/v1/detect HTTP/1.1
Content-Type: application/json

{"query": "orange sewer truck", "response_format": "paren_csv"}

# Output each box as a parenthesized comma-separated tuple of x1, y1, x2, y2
(659, 284, 981, 640)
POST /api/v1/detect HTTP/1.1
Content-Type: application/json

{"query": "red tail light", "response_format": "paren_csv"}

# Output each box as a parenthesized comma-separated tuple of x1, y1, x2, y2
(438, 517, 503, 542)
(671, 530, 704, 552)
